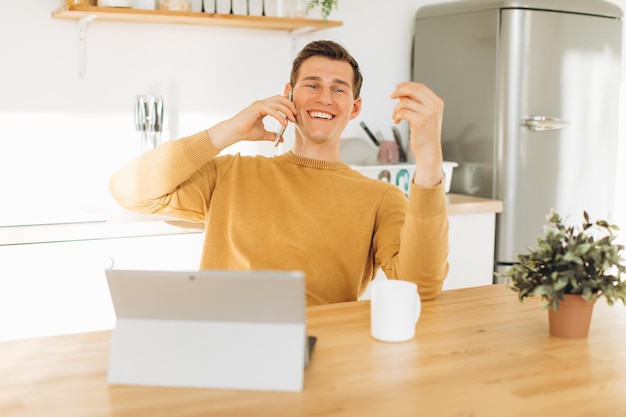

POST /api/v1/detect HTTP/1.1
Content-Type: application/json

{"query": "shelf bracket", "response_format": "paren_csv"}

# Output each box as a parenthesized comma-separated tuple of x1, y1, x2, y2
(77, 15, 97, 79)
(289, 26, 315, 57)
(289, 26, 315, 38)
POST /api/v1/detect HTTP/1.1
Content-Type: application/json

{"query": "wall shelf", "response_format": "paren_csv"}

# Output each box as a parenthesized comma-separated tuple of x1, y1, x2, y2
(51, 5, 343, 32)
(52, 5, 342, 78)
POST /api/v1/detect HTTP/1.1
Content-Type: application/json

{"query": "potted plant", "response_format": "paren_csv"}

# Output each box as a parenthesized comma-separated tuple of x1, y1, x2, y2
(306, 0, 338, 21)
(502, 209, 626, 338)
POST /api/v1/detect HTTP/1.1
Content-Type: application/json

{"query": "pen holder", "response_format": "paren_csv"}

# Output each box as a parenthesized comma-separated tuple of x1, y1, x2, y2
(377, 141, 400, 164)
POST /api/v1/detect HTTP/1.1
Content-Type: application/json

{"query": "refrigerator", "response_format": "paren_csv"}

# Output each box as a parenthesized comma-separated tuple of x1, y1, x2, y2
(412, 0, 623, 279)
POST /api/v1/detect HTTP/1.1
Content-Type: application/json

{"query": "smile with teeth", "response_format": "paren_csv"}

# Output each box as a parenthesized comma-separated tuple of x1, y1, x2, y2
(309, 111, 334, 120)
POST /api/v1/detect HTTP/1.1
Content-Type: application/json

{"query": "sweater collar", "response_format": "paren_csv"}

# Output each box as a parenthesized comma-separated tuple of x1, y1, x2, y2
(283, 151, 350, 171)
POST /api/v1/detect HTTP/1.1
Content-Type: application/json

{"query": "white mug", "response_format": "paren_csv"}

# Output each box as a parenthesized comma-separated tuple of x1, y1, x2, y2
(370, 280, 421, 342)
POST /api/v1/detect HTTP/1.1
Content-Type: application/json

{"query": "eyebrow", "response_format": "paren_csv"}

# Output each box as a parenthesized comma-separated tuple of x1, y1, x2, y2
(301, 75, 352, 89)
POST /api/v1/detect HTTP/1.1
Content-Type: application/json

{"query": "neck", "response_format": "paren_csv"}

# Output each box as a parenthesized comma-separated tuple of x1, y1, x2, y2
(291, 133, 342, 162)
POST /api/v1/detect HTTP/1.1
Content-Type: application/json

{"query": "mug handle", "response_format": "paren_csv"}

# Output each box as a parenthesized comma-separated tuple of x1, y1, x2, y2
(413, 292, 421, 324)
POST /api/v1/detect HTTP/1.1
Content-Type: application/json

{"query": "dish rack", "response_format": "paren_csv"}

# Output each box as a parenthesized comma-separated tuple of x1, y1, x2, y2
(352, 162, 458, 194)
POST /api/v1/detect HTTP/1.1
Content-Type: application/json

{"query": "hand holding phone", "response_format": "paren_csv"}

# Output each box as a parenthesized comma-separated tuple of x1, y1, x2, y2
(274, 90, 293, 147)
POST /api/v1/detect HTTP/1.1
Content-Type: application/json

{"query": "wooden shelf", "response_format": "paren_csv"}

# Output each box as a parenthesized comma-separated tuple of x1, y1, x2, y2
(51, 5, 343, 32)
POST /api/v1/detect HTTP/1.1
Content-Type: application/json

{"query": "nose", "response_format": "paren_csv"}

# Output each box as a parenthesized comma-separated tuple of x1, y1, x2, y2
(315, 87, 333, 105)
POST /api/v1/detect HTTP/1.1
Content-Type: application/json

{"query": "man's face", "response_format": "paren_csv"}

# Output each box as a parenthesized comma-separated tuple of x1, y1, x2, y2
(291, 56, 362, 144)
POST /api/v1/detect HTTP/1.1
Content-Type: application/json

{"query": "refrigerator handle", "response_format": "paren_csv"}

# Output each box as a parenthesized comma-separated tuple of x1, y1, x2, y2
(522, 116, 571, 132)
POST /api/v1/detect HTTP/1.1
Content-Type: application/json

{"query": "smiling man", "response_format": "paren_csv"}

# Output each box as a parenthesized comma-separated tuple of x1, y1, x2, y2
(109, 40, 449, 305)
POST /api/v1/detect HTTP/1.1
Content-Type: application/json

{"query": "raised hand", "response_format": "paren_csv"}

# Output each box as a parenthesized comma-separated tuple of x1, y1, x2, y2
(207, 93, 297, 151)
(391, 82, 444, 188)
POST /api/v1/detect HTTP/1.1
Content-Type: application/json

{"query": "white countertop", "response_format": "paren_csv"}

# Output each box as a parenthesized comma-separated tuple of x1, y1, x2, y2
(446, 193, 503, 216)
(0, 213, 204, 247)
(0, 194, 501, 246)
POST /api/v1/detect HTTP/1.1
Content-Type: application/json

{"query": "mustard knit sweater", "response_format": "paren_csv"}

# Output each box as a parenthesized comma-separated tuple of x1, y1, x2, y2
(109, 130, 449, 305)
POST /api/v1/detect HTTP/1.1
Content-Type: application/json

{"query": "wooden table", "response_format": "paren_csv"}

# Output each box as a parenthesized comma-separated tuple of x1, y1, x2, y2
(2, 284, 626, 417)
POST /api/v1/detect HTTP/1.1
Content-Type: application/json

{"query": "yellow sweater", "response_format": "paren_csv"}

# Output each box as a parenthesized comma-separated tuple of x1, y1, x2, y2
(109, 130, 449, 305)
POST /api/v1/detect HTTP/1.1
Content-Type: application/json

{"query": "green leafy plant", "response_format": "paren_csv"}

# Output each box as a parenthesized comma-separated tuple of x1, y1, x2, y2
(306, 0, 338, 21)
(502, 210, 626, 311)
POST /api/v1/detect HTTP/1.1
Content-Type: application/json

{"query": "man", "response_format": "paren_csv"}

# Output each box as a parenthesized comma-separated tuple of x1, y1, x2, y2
(109, 40, 449, 305)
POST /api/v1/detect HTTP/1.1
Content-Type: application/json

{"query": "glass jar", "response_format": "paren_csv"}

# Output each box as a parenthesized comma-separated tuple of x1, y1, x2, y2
(66, 0, 95, 5)
(97, 0, 133, 6)
(288, 0, 308, 18)
(157, 0, 192, 11)
(132, 0, 157, 9)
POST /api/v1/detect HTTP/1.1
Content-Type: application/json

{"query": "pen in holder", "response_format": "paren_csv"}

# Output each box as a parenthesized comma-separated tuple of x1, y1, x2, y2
(134, 93, 163, 154)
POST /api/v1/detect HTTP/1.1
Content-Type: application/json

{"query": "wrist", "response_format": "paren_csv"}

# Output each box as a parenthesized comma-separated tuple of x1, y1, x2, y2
(412, 173, 443, 188)
(411, 160, 443, 188)
(206, 121, 238, 151)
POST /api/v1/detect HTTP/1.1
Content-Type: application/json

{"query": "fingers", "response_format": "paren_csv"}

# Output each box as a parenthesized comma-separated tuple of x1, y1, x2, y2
(389, 82, 444, 188)
(264, 95, 297, 126)
(390, 82, 443, 125)
(240, 95, 297, 143)
(265, 95, 296, 146)
(210, 93, 299, 148)
(390, 81, 441, 105)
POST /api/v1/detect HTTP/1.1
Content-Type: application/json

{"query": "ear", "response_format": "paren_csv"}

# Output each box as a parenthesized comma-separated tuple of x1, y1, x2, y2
(283, 83, 293, 98)
(350, 96, 362, 120)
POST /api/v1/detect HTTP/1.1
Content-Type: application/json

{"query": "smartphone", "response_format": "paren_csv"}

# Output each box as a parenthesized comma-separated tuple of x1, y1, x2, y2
(274, 90, 293, 147)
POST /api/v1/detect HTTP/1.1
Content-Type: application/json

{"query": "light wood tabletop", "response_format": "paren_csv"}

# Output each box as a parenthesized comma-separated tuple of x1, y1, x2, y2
(2, 283, 626, 417)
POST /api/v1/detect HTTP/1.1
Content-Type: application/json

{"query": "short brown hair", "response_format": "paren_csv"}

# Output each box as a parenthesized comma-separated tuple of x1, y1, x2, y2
(290, 40, 363, 99)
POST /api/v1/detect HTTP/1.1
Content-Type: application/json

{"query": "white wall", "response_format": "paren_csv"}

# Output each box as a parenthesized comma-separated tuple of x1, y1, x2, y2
(0, 0, 435, 226)
(1, 0, 625, 240)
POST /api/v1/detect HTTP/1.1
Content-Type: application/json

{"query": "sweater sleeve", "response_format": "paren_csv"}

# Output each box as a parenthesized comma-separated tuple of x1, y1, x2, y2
(402, 181, 449, 299)
(378, 181, 449, 300)
(108, 130, 221, 222)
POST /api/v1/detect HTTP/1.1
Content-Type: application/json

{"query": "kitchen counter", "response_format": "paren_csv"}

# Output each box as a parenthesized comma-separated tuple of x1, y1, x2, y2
(446, 193, 503, 215)
(0, 194, 501, 247)
(0, 215, 203, 247)
(1, 195, 503, 341)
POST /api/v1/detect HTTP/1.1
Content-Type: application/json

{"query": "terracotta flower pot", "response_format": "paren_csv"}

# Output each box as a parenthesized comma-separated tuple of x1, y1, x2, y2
(548, 294, 596, 338)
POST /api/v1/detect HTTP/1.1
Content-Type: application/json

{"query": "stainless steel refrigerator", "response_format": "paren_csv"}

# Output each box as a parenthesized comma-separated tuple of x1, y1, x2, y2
(412, 0, 623, 279)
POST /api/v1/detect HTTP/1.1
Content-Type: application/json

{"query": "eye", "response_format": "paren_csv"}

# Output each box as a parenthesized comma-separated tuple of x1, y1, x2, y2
(306, 84, 319, 89)
(333, 87, 346, 93)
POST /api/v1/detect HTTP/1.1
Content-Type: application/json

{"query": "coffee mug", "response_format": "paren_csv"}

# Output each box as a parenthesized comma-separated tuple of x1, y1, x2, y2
(370, 280, 421, 342)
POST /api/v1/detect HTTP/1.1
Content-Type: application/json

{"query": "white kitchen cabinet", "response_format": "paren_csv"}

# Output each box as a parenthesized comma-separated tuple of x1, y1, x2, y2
(106, 233, 204, 271)
(444, 212, 496, 290)
(0, 239, 110, 342)
(443, 194, 502, 290)
(0, 233, 204, 341)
